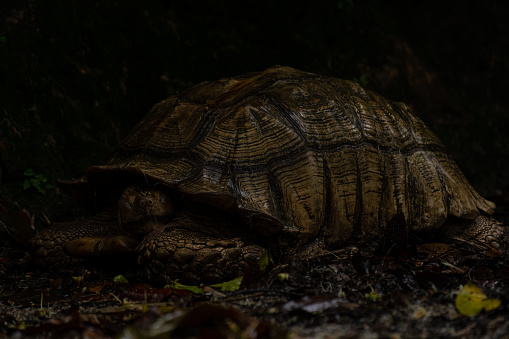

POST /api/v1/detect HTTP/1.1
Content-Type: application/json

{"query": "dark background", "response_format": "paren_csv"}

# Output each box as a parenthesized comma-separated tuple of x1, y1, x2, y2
(1, 0, 508, 229)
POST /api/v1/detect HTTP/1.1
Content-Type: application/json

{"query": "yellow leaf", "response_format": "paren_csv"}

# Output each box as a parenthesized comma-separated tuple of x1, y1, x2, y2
(277, 273, 289, 281)
(166, 276, 244, 294)
(455, 282, 501, 316)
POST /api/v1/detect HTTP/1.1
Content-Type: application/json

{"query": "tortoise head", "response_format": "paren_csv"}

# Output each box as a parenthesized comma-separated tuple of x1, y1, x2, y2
(118, 185, 174, 238)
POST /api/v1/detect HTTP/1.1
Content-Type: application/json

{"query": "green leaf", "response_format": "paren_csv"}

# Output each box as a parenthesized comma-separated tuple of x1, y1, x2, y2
(113, 275, 129, 283)
(211, 276, 243, 291)
(166, 276, 244, 293)
(167, 281, 204, 294)
(257, 252, 270, 272)
(22, 168, 53, 194)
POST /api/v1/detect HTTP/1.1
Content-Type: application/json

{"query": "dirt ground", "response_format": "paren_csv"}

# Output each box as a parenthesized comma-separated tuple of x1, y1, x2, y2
(1, 215, 509, 338)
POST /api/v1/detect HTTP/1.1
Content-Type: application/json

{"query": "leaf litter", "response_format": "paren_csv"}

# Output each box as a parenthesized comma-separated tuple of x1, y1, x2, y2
(1, 229, 509, 338)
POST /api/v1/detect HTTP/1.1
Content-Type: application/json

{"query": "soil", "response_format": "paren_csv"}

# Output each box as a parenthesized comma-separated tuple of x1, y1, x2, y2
(1, 216, 509, 338)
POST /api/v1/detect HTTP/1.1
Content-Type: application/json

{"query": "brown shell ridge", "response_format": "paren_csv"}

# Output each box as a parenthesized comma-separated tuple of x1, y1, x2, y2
(172, 143, 452, 191)
(112, 98, 443, 168)
(112, 73, 448, 167)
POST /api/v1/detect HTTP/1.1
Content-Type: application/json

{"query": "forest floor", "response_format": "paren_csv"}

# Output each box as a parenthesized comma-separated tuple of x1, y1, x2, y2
(1, 209, 508, 339)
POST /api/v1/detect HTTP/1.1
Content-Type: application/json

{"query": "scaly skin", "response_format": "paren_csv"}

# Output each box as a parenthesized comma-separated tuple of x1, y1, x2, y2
(31, 185, 268, 284)
(31, 185, 504, 284)
(438, 215, 504, 251)
(31, 207, 120, 267)
(32, 216, 267, 284)
(137, 221, 267, 284)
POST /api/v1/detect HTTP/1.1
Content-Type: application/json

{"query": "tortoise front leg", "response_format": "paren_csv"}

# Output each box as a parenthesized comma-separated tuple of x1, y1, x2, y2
(31, 207, 126, 267)
(137, 220, 268, 285)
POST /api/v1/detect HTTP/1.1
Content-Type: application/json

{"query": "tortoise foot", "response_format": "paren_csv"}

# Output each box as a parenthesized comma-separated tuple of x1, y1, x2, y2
(31, 226, 80, 267)
(137, 226, 268, 285)
(31, 207, 119, 267)
(440, 215, 505, 251)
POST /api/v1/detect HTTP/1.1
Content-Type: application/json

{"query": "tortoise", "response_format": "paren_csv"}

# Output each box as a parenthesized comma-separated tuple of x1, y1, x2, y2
(32, 66, 504, 284)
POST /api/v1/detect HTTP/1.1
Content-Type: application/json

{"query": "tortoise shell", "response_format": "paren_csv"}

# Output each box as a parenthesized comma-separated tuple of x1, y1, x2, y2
(62, 66, 494, 247)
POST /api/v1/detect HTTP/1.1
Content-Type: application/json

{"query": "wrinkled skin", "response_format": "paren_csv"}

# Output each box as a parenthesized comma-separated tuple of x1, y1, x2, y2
(31, 184, 503, 285)
(31, 185, 268, 284)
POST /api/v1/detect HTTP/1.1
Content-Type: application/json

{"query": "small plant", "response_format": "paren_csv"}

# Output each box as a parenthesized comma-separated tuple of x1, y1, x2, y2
(23, 168, 53, 194)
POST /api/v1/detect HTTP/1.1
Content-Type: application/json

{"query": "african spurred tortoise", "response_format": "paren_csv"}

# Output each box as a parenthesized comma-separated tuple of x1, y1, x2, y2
(32, 66, 503, 284)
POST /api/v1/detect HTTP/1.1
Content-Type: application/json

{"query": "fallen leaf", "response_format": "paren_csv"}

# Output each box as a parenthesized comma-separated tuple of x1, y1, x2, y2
(167, 276, 244, 294)
(113, 275, 129, 283)
(277, 273, 289, 281)
(257, 252, 270, 271)
(89, 284, 105, 293)
(167, 281, 203, 294)
(455, 282, 501, 316)
(211, 276, 243, 291)
(416, 243, 454, 255)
